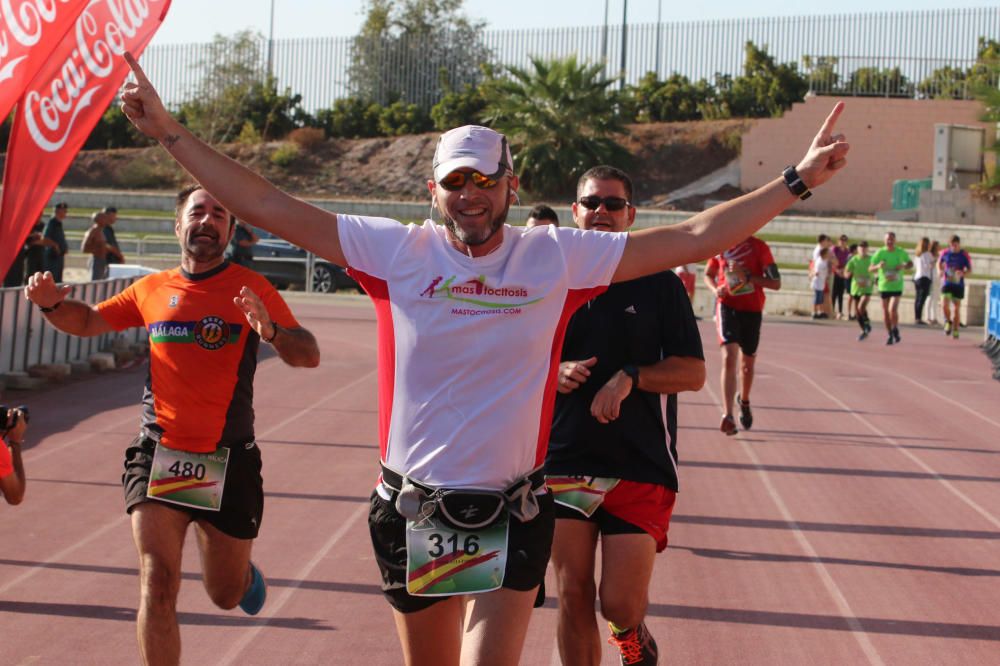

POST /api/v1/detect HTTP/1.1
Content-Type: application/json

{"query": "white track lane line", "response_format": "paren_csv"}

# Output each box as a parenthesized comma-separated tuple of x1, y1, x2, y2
(769, 336, 1000, 434)
(766, 358, 1000, 530)
(216, 504, 369, 666)
(702, 380, 886, 666)
(0, 515, 129, 595)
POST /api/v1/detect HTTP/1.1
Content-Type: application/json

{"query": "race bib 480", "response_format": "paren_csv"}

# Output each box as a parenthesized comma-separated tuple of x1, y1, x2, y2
(147, 444, 230, 511)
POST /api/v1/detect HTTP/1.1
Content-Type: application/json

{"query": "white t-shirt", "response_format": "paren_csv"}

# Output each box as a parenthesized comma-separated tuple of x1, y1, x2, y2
(810, 257, 829, 291)
(914, 251, 935, 280)
(337, 217, 627, 490)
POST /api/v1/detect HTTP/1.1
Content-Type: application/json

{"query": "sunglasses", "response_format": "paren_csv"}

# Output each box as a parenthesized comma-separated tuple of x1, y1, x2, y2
(577, 196, 631, 212)
(438, 169, 505, 191)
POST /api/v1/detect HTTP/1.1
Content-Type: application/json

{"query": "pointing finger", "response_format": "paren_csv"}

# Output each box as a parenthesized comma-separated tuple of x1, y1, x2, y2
(816, 101, 844, 141)
(123, 51, 152, 86)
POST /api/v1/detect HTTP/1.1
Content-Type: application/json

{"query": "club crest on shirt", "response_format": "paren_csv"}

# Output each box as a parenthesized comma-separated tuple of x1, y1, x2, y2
(194, 316, 231, 350)
(168, 295, 179, 307)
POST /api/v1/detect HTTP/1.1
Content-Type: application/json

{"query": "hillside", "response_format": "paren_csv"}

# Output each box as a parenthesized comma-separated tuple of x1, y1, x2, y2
(38, 119, 754, 208)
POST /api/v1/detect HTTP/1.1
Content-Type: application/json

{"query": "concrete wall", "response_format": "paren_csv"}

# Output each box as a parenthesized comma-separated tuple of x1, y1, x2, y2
(919, 189, 1000, 227)
(740, 96, 992, 214)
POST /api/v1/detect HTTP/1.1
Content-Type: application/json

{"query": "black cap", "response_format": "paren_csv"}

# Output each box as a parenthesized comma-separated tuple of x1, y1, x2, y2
(54, 202, 68, 209)
(102, 206, 117, 213)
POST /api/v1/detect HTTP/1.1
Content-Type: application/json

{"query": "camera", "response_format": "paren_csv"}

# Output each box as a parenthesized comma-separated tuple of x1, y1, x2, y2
(0, 405, 30, 431)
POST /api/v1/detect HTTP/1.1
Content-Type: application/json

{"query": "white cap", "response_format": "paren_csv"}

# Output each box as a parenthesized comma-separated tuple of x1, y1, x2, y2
(433, 125, 513, 182)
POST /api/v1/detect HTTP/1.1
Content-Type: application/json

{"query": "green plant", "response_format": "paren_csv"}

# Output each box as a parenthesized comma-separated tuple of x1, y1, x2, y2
(430, 81, 488, 130)
(349, 0, 492, 109)
(845, 66, 913, 98)
(237, 120, 262, 144)
(378, 101, 433, 136)
(718, 42, 809, 117)
(316, 97, 383, 138)
(114, 161, 173, 189)
(269, 143, 300, 167)
(481, 55, 629, 198)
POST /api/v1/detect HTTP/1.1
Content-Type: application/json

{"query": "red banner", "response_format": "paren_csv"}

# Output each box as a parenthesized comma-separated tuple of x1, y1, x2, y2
(0, 0, 171, 279)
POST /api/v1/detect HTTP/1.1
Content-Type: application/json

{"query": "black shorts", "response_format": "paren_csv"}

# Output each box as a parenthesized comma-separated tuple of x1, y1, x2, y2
(942, 283, 965, 300)
(368, 488, 555, 614)
(717, 304, 762, 356)
(123, 434, 264, 540)
(880, 290, 903, 300)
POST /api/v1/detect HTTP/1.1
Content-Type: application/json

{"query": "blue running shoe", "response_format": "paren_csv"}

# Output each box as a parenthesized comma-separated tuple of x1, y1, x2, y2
(239, 562, 267, 615)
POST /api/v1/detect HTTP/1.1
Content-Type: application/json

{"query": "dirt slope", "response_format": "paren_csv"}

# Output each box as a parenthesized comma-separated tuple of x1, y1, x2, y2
(42, 119, 754, 208)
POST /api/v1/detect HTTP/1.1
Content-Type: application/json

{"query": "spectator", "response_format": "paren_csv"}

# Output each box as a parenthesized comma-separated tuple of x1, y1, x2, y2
(102, 206, 126, 266)
(25, 217, 50, 277)
(43, 202, 70, 282)
(912, 236, 934, 325)
(0, 405, 28, 505)
(832, 234, 851, 319)
(2, 233, 30, 287)
(226, 220, 260, 266)
(927, 240, 941, 325)
(525, 204, 560, 228)
(810, 246, 831, 319)
(81, 211, 110, 280)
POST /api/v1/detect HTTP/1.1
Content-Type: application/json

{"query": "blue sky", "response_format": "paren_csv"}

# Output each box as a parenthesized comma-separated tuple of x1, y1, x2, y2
(150, 1, 999, 45)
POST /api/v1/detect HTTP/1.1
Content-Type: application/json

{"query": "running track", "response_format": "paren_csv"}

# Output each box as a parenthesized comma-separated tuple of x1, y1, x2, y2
(2, 294, 998, 665)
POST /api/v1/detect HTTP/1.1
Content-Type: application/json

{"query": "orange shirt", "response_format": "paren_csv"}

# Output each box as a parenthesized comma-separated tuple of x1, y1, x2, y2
(97, 262, 298, 453)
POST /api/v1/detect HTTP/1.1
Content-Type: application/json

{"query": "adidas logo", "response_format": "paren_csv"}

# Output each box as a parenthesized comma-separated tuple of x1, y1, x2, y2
(624, 305, 637, 314)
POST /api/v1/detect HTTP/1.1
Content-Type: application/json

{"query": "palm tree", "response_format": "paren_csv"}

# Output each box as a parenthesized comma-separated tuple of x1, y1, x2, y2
(482, 56, 629, 199)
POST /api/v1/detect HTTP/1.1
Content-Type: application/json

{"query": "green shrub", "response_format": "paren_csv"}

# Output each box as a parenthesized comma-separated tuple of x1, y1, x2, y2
(316, 97, 383, 138)
(237, 121, 262, 145)
(431, 84, 488, 130)
(269, 143, 300, 167)
(378, 101, 433, 136)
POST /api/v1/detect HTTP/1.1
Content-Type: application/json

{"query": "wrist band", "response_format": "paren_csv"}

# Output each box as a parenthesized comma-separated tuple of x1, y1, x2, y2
(782, 165, 812, 200)
(261, 322, 280, 344)
(40, 301, 62, 313)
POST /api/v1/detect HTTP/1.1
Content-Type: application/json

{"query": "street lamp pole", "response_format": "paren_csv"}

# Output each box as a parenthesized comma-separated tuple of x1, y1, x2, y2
(266, 0, 276, 79)
(619, 0, 628, 90)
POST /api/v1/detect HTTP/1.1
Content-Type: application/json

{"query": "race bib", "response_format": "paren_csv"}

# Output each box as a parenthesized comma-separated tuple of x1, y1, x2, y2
(854, 276, 870, 288)
(547, 476, 620, 517)
(946, 267, 962, 284)
(884, 270, 899, 282)
(147, 444, 230, 511)
(406, 514, 508, 596)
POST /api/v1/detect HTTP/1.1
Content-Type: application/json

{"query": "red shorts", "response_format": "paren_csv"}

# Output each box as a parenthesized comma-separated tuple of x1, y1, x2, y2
(556, 479, 676, 552)
(0, 442, 12, 480)
(678, 272, 695, 298)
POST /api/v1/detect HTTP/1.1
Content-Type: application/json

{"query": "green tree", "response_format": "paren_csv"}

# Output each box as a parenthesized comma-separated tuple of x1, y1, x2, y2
(177, 31, 310, 143)
(349, 0, 492, 109)
(801, 55, 840, 95)
(83, 105, 154, 149)
(719, 42, 809, 117)
(316, 97, 383, 138)
(920, 38, 1000, 100)
(481, 55, 629, 198)
(845, 66, 913, 98)
(625, 72, 716, 122)
(973, 46, 1000, 189)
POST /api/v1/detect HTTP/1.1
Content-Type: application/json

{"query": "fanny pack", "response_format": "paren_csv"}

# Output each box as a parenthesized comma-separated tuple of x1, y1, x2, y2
(380, 463, 545, 530)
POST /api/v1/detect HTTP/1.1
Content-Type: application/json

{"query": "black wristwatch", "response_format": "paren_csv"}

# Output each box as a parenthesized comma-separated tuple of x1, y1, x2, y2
(622, 364, 640, 389)
(39, 301, 62, 313)
(782, 165, 812, 200)
(261, 322, 280, 344)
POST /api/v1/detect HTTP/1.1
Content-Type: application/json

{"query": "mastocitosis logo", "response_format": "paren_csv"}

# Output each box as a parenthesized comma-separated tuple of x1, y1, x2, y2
(420, 275, 541, 313)
(148, 317, 242, 349)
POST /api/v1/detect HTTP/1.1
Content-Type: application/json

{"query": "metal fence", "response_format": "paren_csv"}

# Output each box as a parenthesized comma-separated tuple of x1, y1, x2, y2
(138, 7, 999, 112)
(0, 279, 147, 376)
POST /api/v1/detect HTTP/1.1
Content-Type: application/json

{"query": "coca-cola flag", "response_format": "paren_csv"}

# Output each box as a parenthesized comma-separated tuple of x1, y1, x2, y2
(0, 1, 91, 119)
(0, 0, 171, 278)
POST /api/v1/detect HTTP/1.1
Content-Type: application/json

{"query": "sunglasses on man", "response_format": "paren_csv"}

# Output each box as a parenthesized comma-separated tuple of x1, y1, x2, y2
(438, 168, 506, 191)
(577, 195, 631, 212)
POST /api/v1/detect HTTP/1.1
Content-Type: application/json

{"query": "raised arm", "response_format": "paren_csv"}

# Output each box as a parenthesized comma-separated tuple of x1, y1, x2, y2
(120, 53, 347, 267)
(613, 103, 849, 282)
(23, 272, 114, 337)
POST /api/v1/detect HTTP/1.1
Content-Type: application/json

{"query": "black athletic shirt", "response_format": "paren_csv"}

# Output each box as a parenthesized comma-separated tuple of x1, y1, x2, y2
(545, 270, 703, 491)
